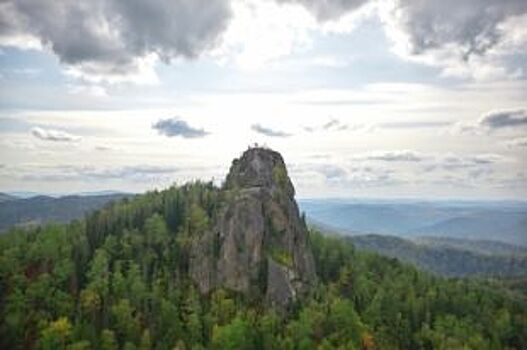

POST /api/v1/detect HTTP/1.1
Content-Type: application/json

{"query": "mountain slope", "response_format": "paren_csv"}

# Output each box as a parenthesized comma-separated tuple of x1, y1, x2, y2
(350, 234, 527, 277)
(414, 236, 527, 256)
(0, 193, 130, 233)
(0, 193, 16, 203)
(300, 199, 527, 246)
(411, 211, 527, 245)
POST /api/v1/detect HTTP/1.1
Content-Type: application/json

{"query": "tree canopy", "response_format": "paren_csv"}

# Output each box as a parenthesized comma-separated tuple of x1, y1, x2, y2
(1, 182, 526, 349)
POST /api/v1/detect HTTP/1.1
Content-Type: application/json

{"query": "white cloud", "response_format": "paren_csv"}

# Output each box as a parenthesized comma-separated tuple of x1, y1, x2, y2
(291, 162, 398, 188)
(450, 108, 527, 135)
(277, 0, 370, 22)
(379, 0, 527, 80)
(31, 127, 81, 142)
(1, 0, 232, 83)
(479, 108, 527, 129)
(251, 124, 292, 137)
(153, 118, 209, 138)
(3, 0, 524, 83)
(270, 0, 527, 81)
(304, 118, 353, 132)
(506, 137, 527, 148)
(10, 164, 179, 183)
(360, 150, 425, 162)
(64, 54, 160, 85)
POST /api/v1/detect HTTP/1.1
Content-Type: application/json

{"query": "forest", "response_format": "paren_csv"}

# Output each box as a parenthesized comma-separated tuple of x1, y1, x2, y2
(349, 234, 527, 277)
(1, 182, 526, 349)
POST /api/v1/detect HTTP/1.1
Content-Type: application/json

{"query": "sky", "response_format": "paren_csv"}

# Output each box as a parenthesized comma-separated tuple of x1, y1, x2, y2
(0, 0, 526, 199)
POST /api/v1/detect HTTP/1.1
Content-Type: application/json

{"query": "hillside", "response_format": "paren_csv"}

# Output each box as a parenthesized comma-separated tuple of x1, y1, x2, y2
(0, 193, 16, 203)
(414, 236, 527, 256)
(300, 199, 527, 246)
(0, 193, 130, 233)
(350, 234, 527, 277)
(1, 148, 526, 349)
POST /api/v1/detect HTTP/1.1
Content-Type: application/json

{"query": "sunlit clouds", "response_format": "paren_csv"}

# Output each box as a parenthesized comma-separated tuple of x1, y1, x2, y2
(0, 0, 526, 198)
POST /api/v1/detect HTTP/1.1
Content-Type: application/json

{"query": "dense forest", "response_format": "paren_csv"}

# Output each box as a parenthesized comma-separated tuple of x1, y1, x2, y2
(1, 182, 526, 349)
(350, 234, 527, 277)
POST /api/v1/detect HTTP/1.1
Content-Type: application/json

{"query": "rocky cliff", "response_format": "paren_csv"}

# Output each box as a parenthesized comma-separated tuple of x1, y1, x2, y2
(190, 147, 317, 311)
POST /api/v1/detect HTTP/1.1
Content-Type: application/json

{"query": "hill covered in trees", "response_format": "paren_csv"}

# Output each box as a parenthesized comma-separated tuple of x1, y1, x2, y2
(300, 199, 527, 246)
(1, 148, 526, 349)
(350, 234, 527, 277)
(0, 193, 129, 233)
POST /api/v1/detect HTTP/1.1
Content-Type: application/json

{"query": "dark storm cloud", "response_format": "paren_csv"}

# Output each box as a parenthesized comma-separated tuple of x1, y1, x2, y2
(251, 124, 291, 137)
(0, 0, 232, 75)
(277, 0, 369, 21)
(479, 109, 527, 129)
(153, 118, 209, 138)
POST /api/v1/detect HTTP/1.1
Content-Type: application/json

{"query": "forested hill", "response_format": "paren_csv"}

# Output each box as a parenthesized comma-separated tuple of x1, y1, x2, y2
(350, 234, 527, 277)
(300, 199, 527, 246)
(0, 193, 130, 233)
(1, 148, 526, 349)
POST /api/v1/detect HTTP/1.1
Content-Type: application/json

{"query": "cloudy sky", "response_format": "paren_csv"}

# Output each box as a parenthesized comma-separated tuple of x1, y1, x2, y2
(0, 0, 526, 199)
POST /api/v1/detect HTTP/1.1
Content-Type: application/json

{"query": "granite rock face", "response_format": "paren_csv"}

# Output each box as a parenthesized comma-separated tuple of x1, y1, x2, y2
(190, 147, 317, 311)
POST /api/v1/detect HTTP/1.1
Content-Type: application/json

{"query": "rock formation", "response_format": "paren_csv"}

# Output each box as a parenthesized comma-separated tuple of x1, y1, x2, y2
(190, 147, 317, 311)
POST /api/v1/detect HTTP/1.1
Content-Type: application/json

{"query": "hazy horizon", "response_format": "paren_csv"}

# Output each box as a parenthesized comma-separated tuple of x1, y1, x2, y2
(4, 188, 527, 203)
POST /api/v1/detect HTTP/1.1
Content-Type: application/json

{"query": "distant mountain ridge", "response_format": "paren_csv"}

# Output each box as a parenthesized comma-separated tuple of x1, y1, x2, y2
(349, 234, 527, 277)
(0, 193, 131, 233)
(2, 190, 131, 199)
(414, 236, 527, 256)
(0, 193, 16, 203)
(300, 199, 527, 246)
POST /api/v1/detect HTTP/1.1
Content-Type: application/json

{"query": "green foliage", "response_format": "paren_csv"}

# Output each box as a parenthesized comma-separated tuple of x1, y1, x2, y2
(209, 289, 237, 326)
(272, 164, 288, 190)
(39, 317, 72, 350)
(189, 203, 209, 234)
(212, 316, 255, 350)
(111, 299, 140, 343)
(100, 329, 118, 350)
(139, 329, 152, 350)
(1, 183, 526, 349)
(269, 247, 293, 267)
